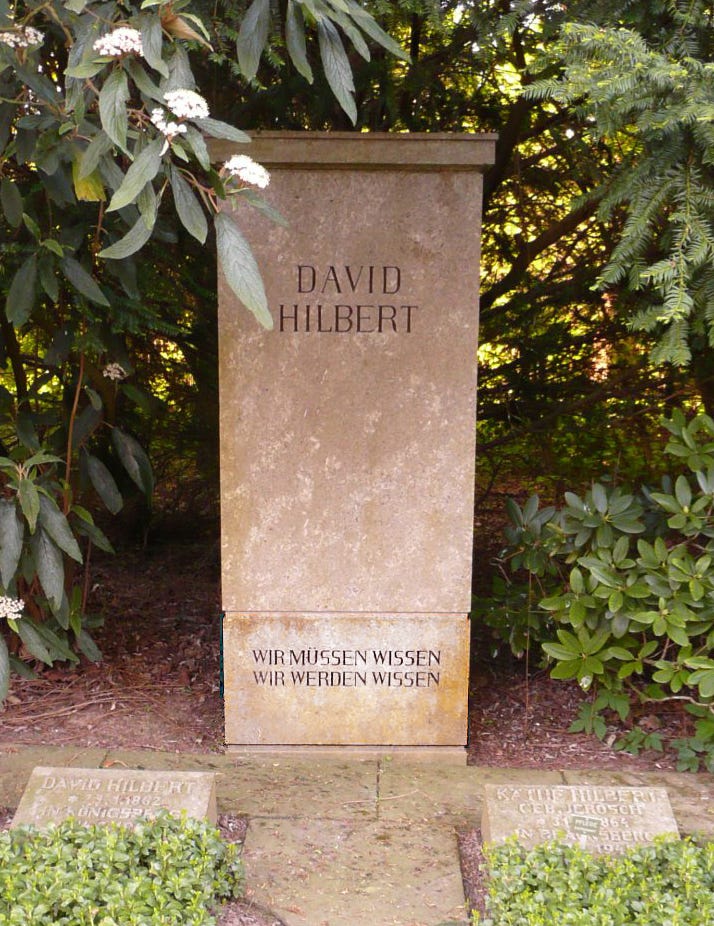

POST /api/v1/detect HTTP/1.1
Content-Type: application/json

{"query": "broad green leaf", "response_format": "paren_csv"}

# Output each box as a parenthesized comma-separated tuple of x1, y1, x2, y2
(343, 0, 409, 60)
(86, 453, 123, 514)
(139, 11, 169, 78)
(193, 117, 250, 144)
(18, 478, 40, 533)
(5, 254, 37, 326)
(60, 257, 110, 306)
(550, 658, 582, 680)
(71, 159, 105, 202)
(77, 628, 102, 662)
(65, 60, 105, 79)
(78, 131, 113, 180)
(1, 177, 22, 227)
(112, 428, 154, 498)
(17, 619, 53, 665)
(125, 58, 164, 103)
(99, 214, 154, 259)
(33, 619, 78, 662)
(236, 0, 270, 81)
(286, 0, 313, 82)
(240, 189, 289, 227)
(591, 482, 608, 513)
(543, 642, 580, 660)
(64, 0, 90, 13)
(0, 499, 23, 587)
(317, 19, 357, 124)
(106, 138, 164, 213)
(38, 495, 82, 563)
(183, 125, 211, 170)
(675, 474, 692, 508)
(99, 68, 130, 153)
(0, 635, 9, 703)
(170, 165, 208, 243)
(71, 506, 115, 553)
(31, 528, 65, 613)
(215, 212, 272, 329)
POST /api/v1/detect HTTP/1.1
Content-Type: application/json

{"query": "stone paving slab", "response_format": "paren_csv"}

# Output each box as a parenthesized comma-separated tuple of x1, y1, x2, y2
(378, 763, 563, 826)
(0, 746, 107, 807)
(562, 769, 714, 840)
(218, 759, 379, 820)
(243, 817, 468, 926)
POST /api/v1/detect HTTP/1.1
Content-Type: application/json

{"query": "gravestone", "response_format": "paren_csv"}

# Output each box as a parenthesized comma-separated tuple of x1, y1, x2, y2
(481, 783, 679, 854)
(11, 766, 217, 828)
(215, 132, 496, 753)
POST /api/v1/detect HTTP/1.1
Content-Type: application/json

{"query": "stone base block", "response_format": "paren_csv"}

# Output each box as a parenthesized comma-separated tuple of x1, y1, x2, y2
(223, 612, 469, 747)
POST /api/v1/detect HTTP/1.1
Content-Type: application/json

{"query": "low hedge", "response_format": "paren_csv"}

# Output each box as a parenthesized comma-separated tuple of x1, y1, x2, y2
(473, 836, 714, 925)
(0, 812, 243, 925)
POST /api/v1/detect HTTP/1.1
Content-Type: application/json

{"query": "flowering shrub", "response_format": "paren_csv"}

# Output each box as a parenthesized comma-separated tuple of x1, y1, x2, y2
(0, 0, 404, 701)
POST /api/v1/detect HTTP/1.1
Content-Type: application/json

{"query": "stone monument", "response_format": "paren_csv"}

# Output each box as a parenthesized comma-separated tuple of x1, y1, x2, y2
(215, 132, 496, 753)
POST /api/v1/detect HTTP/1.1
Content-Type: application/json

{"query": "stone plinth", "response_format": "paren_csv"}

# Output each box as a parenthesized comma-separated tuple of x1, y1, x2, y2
(223, 612, 469, 746)
(11, 766, 217, 828)
(217, 132, 496, 749)
(482, 784, 679, 854)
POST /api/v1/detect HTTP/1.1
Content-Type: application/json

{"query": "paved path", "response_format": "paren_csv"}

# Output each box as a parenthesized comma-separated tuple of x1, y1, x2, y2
(1, 745, 713, 926)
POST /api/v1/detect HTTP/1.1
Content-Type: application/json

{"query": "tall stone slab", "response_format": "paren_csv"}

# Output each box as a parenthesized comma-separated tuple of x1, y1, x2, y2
(216, 132, 496, 751)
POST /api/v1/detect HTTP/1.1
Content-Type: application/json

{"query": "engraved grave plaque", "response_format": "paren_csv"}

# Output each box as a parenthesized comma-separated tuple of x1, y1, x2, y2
(11, 766, 217, 828)
(482, 783, 679, 854)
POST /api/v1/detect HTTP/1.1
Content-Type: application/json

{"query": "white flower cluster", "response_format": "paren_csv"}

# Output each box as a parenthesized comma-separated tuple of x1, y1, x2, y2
(93, 26, 143, 58)
(223, 154, 270, 190)
(103, 362, 127, 382)
(0, 26, 44, 48)
(164, 89, 209, 121)
(0, 595, 24, 621)
(150, 108, 188, 139)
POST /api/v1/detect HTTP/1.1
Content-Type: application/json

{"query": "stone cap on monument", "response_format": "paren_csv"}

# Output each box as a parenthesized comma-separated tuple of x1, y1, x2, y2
(209, 130, 497, 170)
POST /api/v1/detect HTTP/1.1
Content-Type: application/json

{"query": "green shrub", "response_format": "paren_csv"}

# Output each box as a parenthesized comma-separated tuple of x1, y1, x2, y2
(476, 409, 714, 770)
(473, 836, 714, 925)
(0, 812, 242, 925)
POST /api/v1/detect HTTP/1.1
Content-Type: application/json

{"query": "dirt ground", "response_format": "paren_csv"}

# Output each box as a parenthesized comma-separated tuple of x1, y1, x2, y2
(0, 494, 701, 923)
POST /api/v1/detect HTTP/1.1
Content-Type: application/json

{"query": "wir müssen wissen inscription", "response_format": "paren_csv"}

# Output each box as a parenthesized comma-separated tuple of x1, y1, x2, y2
(251, 647, 441, 688)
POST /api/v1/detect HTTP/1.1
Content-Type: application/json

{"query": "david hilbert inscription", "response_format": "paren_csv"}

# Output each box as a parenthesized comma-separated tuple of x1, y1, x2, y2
(278, 263, 418, 333)
(11, 767, 217, 828)
(482, 784, 679, 854)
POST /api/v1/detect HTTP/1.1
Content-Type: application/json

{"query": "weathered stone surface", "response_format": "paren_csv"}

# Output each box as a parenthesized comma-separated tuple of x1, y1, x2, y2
(242, 817, 469, 926)
(218, 132, 495, 748)
(223, 612, 469, 745)
(11, 766, 217, 828)
(482, 783, 679, 854)
(218, 133, 493, 616)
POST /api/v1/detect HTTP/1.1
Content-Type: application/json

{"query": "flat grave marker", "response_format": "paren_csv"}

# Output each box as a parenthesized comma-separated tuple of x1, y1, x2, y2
(482, 783, 679, 854)
(11, 766, 217, 828)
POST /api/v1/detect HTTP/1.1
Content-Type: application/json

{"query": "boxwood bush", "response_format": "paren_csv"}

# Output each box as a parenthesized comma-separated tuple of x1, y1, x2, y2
(0, 812, 243, 925)
(473, 836, 714, 925)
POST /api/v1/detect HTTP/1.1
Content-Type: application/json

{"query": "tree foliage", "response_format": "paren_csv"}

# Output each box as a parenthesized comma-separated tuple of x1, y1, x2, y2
(0, 0, 402, 696)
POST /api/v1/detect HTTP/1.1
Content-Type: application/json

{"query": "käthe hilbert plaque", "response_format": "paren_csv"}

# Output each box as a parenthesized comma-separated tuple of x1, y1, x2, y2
(11, 766, 217, 828)
(216, 133, 496, 752)
(481, 784, 679, 854)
